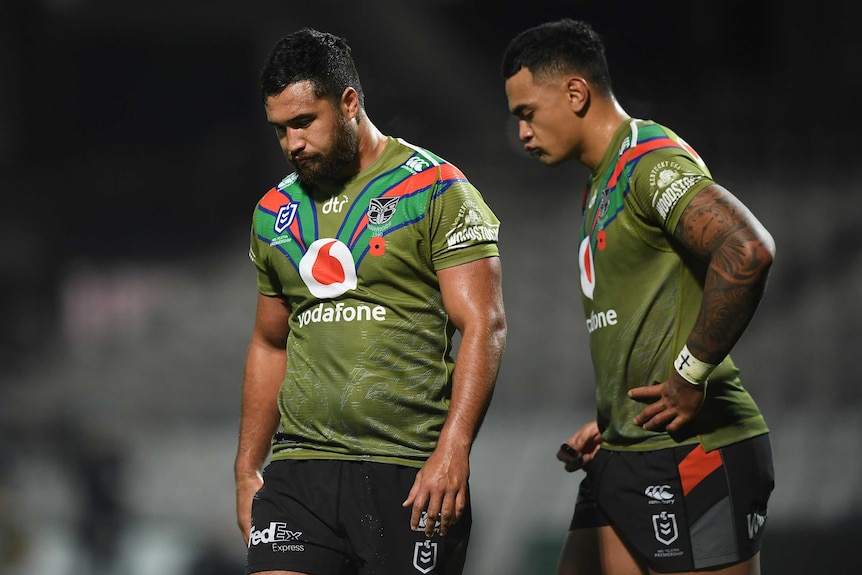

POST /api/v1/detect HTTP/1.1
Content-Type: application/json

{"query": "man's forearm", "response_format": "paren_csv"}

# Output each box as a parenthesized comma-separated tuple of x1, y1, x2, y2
(674, 185, 775, 365)
(436, 321, 506, 452)
(235, 343, 285, 478)
(688, 239, 773, 365)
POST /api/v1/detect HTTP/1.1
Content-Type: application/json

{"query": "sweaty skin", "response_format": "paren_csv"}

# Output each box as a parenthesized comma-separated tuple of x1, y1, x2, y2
(403, 256, 506, 537)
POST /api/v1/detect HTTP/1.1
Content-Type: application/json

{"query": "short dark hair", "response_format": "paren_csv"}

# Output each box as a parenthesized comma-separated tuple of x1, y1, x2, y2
(260, 28, 365, 107)
(501, 19, 613, 95)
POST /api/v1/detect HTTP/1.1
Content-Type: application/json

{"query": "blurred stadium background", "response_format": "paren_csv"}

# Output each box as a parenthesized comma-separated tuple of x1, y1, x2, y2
(1, 0, 859, 573)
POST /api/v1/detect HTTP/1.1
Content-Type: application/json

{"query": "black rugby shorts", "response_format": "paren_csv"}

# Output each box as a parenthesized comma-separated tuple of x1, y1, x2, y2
(570, 434, 774, 572)
(246, 459, 471, 575)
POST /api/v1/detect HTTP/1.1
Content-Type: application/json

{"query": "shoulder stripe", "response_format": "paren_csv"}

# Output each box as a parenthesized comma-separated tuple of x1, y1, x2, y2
(346, 165, 444, 248)
(259, 187, 290, 214)
(607, 137, 683, 189)
(257, 185, 309, 253)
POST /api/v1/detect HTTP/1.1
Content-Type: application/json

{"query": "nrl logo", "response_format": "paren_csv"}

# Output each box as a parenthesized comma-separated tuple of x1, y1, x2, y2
(368, 197, 400, 225)
(652, 511, 679, 546)
(412, 540, 438, 574)
(275, 203, 299, 234)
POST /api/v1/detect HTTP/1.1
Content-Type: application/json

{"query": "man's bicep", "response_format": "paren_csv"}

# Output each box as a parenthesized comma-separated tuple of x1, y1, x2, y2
(674, 184, 775, 270)
(251, 293, 292, 350)
(437, 256, 504, 332)
(674, 184, 752, 257)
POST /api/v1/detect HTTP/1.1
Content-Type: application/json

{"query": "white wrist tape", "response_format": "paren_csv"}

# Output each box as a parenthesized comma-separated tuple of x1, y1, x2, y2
(674, 345, 716, 385)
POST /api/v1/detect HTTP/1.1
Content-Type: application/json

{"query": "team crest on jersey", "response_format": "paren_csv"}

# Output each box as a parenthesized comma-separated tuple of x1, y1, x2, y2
(412, 540, 438, 574)
(274, 203, 299, 234)
(298, 238, 357, 299)
(368, 197, 400, 225)
(597, 188, 611, 219)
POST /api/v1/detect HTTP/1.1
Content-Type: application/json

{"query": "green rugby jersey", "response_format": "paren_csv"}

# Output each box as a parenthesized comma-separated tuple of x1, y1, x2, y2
(249, 137, 500, 467)
(580, 119, 768, 452)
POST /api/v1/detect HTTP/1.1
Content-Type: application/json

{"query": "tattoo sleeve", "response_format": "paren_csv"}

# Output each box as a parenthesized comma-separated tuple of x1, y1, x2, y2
(674, 184, 775, 364)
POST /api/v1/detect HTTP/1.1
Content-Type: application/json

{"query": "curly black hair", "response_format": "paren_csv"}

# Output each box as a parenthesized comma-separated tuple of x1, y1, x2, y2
(260, 28, 365, 107)
(501, 19, 614, 95)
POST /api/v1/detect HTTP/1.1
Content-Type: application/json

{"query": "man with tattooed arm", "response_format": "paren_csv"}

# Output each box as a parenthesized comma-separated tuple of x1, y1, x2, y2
(502, 19, 776, 575)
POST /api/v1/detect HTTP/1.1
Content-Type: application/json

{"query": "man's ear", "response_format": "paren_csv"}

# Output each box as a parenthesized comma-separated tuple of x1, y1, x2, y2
(566, 77, 589, 114)
(341, 87, 360, 121)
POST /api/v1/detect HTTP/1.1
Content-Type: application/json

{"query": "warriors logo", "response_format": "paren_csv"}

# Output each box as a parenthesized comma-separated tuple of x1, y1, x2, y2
(368, 197, 400, 225)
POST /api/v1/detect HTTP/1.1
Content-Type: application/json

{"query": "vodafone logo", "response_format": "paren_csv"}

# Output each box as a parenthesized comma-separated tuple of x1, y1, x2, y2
(579, 237, 595, 300)
(579, 236, 619, 334)
(299, 238, 357, 299)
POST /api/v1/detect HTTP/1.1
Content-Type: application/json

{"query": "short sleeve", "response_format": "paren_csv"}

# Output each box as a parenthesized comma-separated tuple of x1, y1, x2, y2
(426, 174, 500, 271)
(628, 150, 714, 235)
(249, 208, 282, 296)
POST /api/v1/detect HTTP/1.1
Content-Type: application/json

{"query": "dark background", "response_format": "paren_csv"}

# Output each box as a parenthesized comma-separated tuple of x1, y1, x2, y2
(1, 1, 859, 573)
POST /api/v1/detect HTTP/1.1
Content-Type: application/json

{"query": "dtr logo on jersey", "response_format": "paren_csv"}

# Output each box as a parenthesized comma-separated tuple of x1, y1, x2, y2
(298, 238, 357, 299)
(579, 236, 595, 300)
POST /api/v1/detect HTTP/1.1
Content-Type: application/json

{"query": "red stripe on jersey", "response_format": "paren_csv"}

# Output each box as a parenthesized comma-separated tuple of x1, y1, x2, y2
(259, 187, 305, 251)
(259, 187, 286, 213)
(581, 184, 591, 210)
(348, 164, 460, 246)
(678, 444, 723, 496)
(438, 162, 466, 181)
(678, 137, 703, 163)
(607, 138, 679, 189)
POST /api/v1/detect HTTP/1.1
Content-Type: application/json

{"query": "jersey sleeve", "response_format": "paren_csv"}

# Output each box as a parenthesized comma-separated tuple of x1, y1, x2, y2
(249, 206, 283, 296)
(426, 165, 501, 270)
(628, 148, 714, 236)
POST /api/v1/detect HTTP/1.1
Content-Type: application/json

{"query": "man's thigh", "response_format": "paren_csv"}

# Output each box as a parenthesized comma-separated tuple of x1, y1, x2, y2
(339, 461, 471, 575)
(558, 526, 645, 575)
(557, 529, 762, 575)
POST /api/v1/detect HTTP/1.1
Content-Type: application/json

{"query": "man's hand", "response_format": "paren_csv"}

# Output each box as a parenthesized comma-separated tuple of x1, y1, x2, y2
(402, 445, 469, 538)
(628, 373, 706, 432)
(236, 471, 264, 545)
(557, 420, 602, 472)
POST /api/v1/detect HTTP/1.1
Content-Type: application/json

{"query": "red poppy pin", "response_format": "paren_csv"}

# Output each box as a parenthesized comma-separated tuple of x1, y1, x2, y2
(369, 236, 386, 256)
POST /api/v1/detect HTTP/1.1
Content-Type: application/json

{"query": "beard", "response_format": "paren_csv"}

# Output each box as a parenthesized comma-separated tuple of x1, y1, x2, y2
(291, 112, 360, 186)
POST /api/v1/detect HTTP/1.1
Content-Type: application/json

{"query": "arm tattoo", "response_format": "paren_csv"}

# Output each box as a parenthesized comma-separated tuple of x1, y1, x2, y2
(674, 184, 774, 364)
